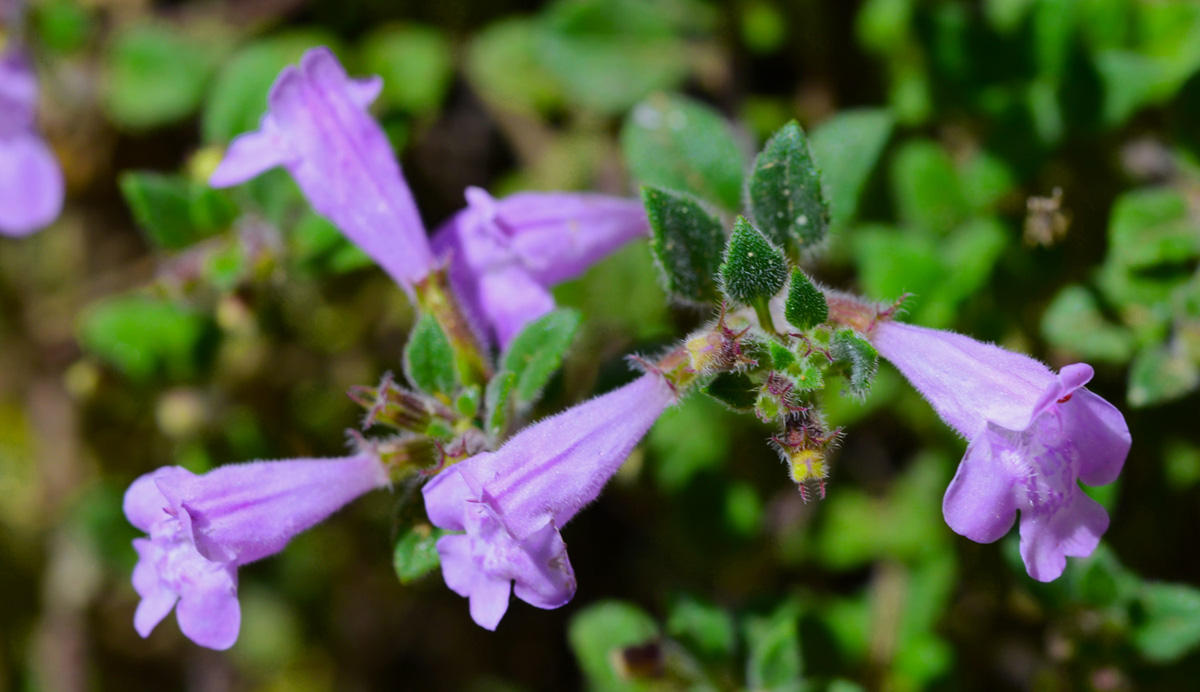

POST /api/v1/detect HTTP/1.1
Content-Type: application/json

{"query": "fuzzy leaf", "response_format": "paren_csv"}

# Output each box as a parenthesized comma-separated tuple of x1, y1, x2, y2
(501, 309, 581, 405)
(403, 314, 458, 396)
(719, 217, 788, 306)
(484, 370, 517, 438)
(642, 186, 726, 304)
(784, 268, 828, 331)
(767, 341, 796, 370)
(393, 524, 447, 584)
(748, 120, 830, 257)
(621, 93, 746, 210)
(831, 328, 879, 399)
(703, 372, 759, 411)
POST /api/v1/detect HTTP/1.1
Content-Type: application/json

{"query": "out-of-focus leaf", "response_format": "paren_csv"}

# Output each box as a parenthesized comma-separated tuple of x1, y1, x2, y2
(501, 309, 582, 406)
(810, 109, 894, 226)
(642, 186, 726, 304)
(467, 18, 564, 114)
(853, 226, 943, 306)
(1128, 342, 1199, 407)
(568, 601, 659, 692)
(1041, 285, 1134, 363)
(120, 172, 236, 251)
(203, 31, 339, 143)
(890, 140, 969, 235)
(393, 524, 446, 584)
(484, 370, 517, 438)
(960, 151, 1016, 212)
(103, 22, 220, 130)
(537, 0, 690, 114)
(741, 1, 787, 54)
(1135, 582, 1200, 663)
(289, 212, 373, 277)
(80, 295, 217, 382)
(32, 0, 94, 54)
(361, 24, 453, 115)
(648, 395, 731, 491)
(621, 93, 746, 211)
(1108, 188, 1198, 271)
(666, 594, 736, 661)
(743, 599, 803, 690)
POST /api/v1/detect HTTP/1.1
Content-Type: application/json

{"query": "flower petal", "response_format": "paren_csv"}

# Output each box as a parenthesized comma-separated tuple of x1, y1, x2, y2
(468, 573, 512, 631)
(124, 474, 170, 532)
(208, 124, 294, 187)
(422, 465, 478, 532)
(175, 565, 241, 650)
(511, 521, 576, 610)
(1062, 388, 1131, 488)
(1018, 489, 1108, 582)
(943, 429, 1018, 544)
(134, 587, 179, 639)
(0, 135, 63, 237)
(435, 533, 479, 598)
(479, 264, 555, 348)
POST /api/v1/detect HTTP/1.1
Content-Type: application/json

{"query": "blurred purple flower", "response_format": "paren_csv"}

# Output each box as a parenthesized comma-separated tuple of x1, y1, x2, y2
(0, 50, 63, 236)
(432, 187, 649, 347)
(422, 372, 675, 629)
(209, 47, 434, 290)
(123, 453, 388, 649)
(872, 321, 1130, 581)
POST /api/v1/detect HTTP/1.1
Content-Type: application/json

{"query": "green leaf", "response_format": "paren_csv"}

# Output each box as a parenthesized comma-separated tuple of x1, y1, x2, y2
(1128, 343, 1199, 407)
(767, 341, 796, 370)
(360, 25, 453, 115)
(466, 18, 564, 114)
(853, 226, 944, 305)
(1041, 285, 1134, 364)
(667, 595, 736, 661)
(719, 217, 787, 307)
(748, 121, 830, 257)
(79, 295, 216, 382)
(120, 172, 236, 251)
(568, 601, 660, 692)
(831, 328, 879, 400)
(202, 32, 338, 143)
(1135, 582, 1200, 663)
(1108, 188, 1199, 271)
(784, 268, 828, 331)
(621, 93, 746, 210)
(501, 309, 582, 405)
(392, 524, 447, 584)
(642, 186, 726, 304)
(32, 0, 95, 54)
(648, 396, 732, 491)
(403, 314, 458, 396)
(537, 0, 690, 114)
(289, 212, 373, 277)
(810, 108, 894, 226)
(703, 372, 759, 411)
(484, 370, 517, 438)
(889, 140, 969, 235)
(102, 22, 219, 130)
(744, 599, 803, 690)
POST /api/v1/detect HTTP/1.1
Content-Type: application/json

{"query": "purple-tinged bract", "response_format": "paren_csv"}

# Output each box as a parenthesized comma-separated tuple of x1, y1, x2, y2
(422, 372, 675, 629)
(0, 50, 63, 237)
(123, 453, 388, 649)
(208, 47, 434, 289)
(871, 320, 1130, 581)
(432, 187, 649, 347)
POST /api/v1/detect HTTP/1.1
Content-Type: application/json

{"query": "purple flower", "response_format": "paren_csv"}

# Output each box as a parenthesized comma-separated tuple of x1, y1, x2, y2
(432, 187, 648, 347)
(0, 49, 63, 236)
(422, 372, 675, 629)
(871, 320, 1131, 581)
(209, 47, 434, 290)
(123, 453, 388, 649)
